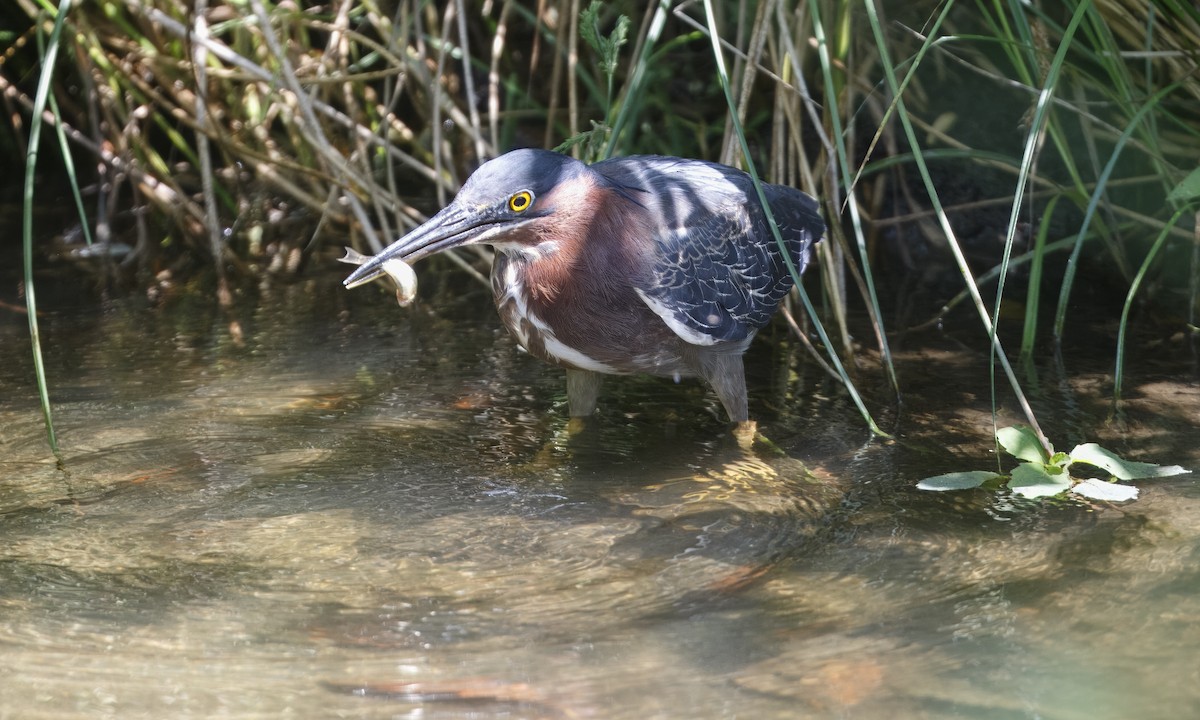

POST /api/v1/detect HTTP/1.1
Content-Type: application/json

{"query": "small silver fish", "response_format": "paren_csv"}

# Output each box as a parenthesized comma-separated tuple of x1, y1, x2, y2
(339, 247, 418, 306)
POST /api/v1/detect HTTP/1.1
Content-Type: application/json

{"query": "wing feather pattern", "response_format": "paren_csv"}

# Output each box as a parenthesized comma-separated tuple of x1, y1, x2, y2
(593, 156, 824, 346)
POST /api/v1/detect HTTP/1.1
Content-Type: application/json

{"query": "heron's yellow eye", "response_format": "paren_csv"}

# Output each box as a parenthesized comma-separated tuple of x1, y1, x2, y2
(509, 190, 533, 213)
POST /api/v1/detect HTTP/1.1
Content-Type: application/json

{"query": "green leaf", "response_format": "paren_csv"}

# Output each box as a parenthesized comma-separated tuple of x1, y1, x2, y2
(1009, 462, 1072, 499)
(917, 471, 1003, 492)
(1071, 479, 1139, 503)
(579, 1, 604, 52)
(579, 1, 630, 79)
(997, 426, 1048, 463)
(1068, 443, 1189, 480)
(552, 121, 611, 164)
(1167, 167, 1200, 205)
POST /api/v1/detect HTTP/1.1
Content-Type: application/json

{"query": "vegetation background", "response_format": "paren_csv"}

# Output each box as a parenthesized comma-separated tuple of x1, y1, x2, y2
(2, 0, 1198, 454)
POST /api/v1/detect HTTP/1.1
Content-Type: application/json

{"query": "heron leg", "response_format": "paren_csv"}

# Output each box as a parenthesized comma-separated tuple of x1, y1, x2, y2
(565, 368, 603, 417)
(689, 350, 750, 423)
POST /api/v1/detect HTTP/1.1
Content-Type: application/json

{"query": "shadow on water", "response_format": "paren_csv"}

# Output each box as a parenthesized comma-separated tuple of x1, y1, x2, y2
(1, 266, 1198, 719)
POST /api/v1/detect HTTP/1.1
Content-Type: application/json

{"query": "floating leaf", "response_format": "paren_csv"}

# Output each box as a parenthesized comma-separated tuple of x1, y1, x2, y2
(1068, 443, 1189, 480)
(1009, 462, 1071, 498)
(996, 426, 1048, 463)
(1071, 479, 1139, 502)
(917, 471, 1003, 492)
(1166, 166, 1200, 204)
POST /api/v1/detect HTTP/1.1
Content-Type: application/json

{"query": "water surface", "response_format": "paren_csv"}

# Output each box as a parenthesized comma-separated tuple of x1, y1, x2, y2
(1, 269, 1197, 719)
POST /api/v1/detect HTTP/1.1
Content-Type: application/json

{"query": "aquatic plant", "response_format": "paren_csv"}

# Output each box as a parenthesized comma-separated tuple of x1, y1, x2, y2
(918, 425, 1188, 502)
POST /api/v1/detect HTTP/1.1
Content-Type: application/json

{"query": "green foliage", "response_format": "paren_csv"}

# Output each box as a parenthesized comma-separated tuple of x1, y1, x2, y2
(918, 425, 1188, 502)
(553, 120, 614, 164)
(702, 0, 890, 438)
(556, 1, 631, 163)
(22, 0, 74, 457)
(578, 0, 629, 111)
(996, 425, 1048, 463)
(1113, 164, 1200, 406)
(1008, 461, 1073, 500)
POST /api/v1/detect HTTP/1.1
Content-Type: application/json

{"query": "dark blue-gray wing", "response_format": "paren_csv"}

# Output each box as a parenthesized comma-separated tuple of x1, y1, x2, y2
(638, 174, 825, 345)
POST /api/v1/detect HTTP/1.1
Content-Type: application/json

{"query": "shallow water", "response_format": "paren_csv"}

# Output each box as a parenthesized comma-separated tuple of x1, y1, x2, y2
(1, 268, 1197, 719)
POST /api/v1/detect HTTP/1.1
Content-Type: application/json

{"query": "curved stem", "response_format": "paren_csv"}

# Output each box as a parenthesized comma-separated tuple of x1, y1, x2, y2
(23, 0, 75, 458)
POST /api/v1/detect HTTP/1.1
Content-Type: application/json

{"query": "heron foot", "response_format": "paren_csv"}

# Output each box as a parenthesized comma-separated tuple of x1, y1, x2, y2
(565, 416, 593, 436)
(732, 420, 758, 449)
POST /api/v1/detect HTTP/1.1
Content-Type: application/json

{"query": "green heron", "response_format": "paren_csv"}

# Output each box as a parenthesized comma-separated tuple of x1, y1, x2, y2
(344, 149, 824, 434)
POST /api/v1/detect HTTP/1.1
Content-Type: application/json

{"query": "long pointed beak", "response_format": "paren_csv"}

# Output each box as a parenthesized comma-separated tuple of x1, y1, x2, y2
(343, 203, 502, 289)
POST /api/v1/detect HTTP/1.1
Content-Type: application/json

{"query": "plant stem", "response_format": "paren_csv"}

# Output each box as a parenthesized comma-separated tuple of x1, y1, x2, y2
(863, 0, 1054, 457)
(23, 0, 75, 458)
(703, 0, 890, 439)
(1113, 207, 1191, 405)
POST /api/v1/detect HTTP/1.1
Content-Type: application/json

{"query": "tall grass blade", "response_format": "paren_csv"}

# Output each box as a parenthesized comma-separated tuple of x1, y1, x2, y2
(192, 0, 227, 302)
(862, 0, 1052, 456)
(606, 0, 672, 158)
(702, 0, 889, 438)
(46, 92, 92, 249)
(1113, 207, 1190, 407)
(1019, 194, 1060, 371)
(23, 0, 74, 457)
(36, 16, 93, 251)
(1054, 80, 1184, 342)
(807, 0, 903, 397)
(996, 1, 1090, 352)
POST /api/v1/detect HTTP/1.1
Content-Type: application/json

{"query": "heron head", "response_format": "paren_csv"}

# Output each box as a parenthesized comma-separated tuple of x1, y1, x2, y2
(343, 149, 587, 288)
